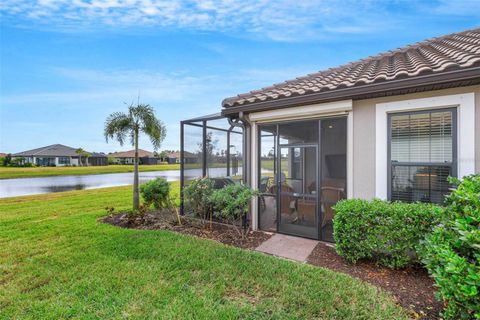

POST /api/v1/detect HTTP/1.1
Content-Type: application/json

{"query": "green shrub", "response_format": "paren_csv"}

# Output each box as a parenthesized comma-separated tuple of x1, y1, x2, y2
(211, 184, 257, 239)
(139, 178, 170, 209)
(1, 154, 11, 166)
(333, 199, 442, 268)
(183, 177, 215, 221)
(418, 175, 480, 319)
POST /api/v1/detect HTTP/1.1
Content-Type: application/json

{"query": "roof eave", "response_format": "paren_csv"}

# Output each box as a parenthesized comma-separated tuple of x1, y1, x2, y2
(221, 67, 480, 116)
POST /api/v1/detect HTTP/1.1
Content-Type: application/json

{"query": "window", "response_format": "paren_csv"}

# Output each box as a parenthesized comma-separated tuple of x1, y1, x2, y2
(58, 157, 70, 165)
(389, 109, 456, 204)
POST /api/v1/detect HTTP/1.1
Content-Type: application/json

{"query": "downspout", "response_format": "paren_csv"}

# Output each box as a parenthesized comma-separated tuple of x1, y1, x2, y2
(228, 111, 252, 233)
(228, 111, 250, 186)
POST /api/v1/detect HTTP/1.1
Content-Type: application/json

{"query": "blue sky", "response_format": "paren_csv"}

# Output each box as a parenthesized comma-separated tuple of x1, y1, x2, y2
(1, 0, 479, 154)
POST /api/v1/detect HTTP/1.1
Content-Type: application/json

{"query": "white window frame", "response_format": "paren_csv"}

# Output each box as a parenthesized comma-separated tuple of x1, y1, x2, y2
(375, 92, 475, 200)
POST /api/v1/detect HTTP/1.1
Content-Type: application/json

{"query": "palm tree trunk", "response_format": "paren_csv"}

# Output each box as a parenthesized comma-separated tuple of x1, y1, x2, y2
(133, 129, 140, 210)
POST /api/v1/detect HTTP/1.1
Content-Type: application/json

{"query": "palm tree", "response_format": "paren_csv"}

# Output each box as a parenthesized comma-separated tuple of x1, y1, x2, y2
(75, 148, 90, 166)
(104, 103, 166, 210)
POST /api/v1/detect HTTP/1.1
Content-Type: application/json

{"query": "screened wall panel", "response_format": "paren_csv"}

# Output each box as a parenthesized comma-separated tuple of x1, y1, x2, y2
(180, 114, 246, 215)
(258, 126, 277, 232)
(389, 108, 456, 204)
(183, 123, 203, 178)
(205, 129, 228, 178)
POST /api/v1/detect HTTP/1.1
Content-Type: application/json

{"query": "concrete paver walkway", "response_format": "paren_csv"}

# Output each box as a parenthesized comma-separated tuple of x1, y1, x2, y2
(255, 234, 318, 262)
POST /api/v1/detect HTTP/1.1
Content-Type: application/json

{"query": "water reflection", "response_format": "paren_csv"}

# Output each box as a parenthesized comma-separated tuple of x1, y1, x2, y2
(0, 167, 240, 198)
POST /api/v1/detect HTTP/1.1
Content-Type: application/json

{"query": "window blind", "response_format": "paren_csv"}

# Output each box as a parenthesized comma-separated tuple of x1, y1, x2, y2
(389, 109, 455, 204)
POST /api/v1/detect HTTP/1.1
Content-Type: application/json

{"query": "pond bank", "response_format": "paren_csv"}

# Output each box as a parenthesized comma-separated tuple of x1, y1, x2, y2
(0, 167, 235, 198)
(0, 164, 180, 179)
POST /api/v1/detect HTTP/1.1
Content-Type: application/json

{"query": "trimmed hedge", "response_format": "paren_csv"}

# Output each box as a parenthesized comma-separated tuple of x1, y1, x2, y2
(333, 199, 442, 269)
(418, 175, 480, 319)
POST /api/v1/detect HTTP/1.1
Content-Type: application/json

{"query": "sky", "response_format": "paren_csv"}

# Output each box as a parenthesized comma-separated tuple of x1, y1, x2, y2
(0, 0, 479, 154)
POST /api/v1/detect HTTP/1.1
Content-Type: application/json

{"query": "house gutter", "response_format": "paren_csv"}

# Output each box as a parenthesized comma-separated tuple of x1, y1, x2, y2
(221, 67, 480, 116)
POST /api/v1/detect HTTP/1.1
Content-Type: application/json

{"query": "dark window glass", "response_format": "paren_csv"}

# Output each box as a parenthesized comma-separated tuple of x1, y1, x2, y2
(390, 109, 455, 204)
(58, 157, 70, 165)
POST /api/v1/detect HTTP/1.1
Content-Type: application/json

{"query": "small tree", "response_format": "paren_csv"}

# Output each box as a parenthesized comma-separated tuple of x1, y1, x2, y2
(75, 148, 91, 166)
(183, 177, 215, 224)
(2, 154, 12, 166)
(140, 178, 170, 209)
(104, 103, 166, 211)
(212, 184, 257, 239)
(159, 150, 169, 161)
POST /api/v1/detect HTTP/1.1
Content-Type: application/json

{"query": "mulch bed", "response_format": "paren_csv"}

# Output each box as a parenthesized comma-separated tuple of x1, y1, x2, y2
(306, 242, 442, 319)
(101, 210, 272, 249)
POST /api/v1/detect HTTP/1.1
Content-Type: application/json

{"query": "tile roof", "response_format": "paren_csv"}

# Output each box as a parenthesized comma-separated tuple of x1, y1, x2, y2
(222, 28, 480, 111)
(168, 151, 196, 158)
(13, 144, 82, 157)
(108, 149, 154, 158)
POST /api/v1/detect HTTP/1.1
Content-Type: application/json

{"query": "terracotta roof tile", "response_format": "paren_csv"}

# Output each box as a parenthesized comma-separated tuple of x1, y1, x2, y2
(109, 149, 154, 158)
(222, 28, 480, 109)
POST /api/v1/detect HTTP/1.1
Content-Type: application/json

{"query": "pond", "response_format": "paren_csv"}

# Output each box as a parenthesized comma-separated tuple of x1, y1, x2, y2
(0, 168, 237, 198)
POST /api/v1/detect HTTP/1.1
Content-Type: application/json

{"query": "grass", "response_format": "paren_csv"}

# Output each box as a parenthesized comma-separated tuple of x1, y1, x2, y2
(0, 184, 407, 319)
(0, 164, 180, 179)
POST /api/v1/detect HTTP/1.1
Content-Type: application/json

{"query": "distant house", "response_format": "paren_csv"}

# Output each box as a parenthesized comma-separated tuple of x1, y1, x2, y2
(0, 153, 7, 158)
(166, 151, 197, 164)
(13, 144, 107, 166)
(108, 149, 159, 165)
(88, 152, 108, 166)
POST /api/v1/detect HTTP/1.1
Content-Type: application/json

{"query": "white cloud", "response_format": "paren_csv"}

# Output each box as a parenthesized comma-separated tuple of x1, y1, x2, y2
(0, 0, 449, 41)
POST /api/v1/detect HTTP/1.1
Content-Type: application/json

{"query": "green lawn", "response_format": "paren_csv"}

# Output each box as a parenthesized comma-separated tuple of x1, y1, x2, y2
(0, 184, 406, 319)
(0, 164, 180, 179)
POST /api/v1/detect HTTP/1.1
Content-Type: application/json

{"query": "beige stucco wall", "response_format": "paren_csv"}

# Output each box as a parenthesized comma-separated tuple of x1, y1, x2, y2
(352, 84, 480, 199)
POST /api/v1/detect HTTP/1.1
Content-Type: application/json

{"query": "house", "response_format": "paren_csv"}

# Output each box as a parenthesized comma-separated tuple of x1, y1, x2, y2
(108, 149, 159, 165)
(88, 152, 108, 166)
(165, 151, 197, 164)
(12, 144, 107, 166)
(181, 28, 480, 241)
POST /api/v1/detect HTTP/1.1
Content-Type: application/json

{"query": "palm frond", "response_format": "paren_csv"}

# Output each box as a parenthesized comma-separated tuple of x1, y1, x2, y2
(137, 105, 166, 150)
(104, 112, 132, 146)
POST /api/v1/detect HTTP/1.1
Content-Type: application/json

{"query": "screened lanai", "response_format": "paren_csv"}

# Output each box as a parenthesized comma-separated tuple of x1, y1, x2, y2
(180, 113, 245, 214)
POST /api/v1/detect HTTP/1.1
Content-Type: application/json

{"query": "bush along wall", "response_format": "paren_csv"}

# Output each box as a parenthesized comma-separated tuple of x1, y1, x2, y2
(333, 199, 442, 269)
(418, 175, 480, 320)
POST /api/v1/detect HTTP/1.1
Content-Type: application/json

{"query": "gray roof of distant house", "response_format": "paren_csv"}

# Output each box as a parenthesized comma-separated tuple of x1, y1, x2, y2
(13, 144, 104, 157)
(13, 144, 81, 157)
(222, 28, 480, 114)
